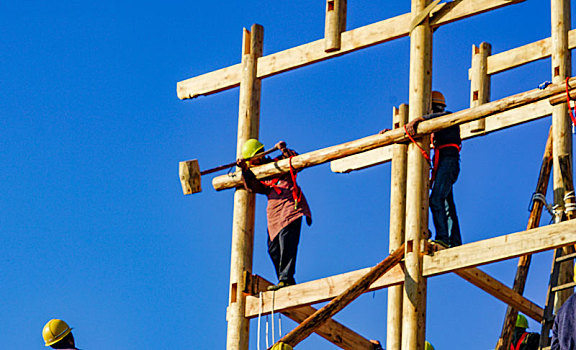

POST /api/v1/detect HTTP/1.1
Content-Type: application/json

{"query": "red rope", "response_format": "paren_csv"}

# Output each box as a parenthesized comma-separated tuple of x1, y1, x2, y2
(566, 77, 576, 125)
(403, 125, 432, 165)
(288, 156, 302, 209)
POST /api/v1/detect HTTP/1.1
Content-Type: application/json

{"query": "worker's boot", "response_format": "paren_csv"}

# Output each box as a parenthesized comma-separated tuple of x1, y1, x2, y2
(267, 281, 293, 291)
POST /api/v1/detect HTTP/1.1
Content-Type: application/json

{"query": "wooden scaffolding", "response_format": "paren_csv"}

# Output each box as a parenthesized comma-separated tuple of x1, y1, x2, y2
(178, 0, 576, 349)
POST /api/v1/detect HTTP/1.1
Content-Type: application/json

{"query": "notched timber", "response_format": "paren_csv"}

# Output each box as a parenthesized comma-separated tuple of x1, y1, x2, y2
(177, 0, 524, 100)
(246, 220, 576, 317)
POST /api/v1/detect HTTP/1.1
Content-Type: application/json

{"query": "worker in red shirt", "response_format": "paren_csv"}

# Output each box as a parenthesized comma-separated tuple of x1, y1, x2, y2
(237, 139, 312, 291)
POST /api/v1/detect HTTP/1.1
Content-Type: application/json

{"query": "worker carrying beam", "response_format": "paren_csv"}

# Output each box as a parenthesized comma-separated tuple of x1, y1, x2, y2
(42, 319, 78, 349)
(404, 91, 462, 248)
(511, 314, 539, 350)
(236, 139, 312, 291)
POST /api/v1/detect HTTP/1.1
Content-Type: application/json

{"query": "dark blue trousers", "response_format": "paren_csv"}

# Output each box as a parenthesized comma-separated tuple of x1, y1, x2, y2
(429, 156, 461, 247)
(268, 217, 302, 284)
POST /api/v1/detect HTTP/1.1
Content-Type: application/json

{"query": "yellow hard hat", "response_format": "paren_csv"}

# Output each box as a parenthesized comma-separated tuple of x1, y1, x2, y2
(431, 91, 446, 107)
(425, 341, 435, 350)
(42, 319, 72, 347)
(270, 342, 293, 350)
(574, 263, 576, 283)
(516, 314, 529, 329)
(241, 139, 265, 159)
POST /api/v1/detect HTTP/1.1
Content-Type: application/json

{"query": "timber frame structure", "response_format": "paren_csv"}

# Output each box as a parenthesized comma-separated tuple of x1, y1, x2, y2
(178, 1, 576, 349)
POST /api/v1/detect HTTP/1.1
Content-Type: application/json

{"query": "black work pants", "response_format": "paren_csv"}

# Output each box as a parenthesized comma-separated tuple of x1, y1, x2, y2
(267, 217, 302, 284)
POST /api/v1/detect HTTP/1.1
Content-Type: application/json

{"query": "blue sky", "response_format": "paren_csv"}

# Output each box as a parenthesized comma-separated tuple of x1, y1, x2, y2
(1, 1, 575, 349)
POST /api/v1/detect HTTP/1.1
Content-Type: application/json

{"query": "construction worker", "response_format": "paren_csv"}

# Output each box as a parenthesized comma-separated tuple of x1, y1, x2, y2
(551, 264, 576, 350)
(42, 319, 78, 349)
(237, 139, 312, 291)
(511, 314, 539, 350)
(404, 91, 462, 248)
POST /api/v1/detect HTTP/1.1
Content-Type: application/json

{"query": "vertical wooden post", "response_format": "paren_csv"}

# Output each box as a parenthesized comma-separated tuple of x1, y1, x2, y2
(550, 0, 573, 311)
(387, 104, 409, 350)
(324, 0, 347, 52)
(468, 42, 491, 133)
(226, 24, 264, 350)
(402, 0, 432, 349)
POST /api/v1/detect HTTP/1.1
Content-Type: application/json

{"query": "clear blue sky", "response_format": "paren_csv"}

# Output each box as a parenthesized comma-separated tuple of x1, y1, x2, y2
(1, 1, 575, 349)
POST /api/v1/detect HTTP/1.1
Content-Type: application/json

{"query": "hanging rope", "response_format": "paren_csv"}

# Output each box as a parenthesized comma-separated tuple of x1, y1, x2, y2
(288, 156, 303, 209)
(271, 290, 276, 344)
(257, 292, 263, 350)
(403, 125, 432, 166)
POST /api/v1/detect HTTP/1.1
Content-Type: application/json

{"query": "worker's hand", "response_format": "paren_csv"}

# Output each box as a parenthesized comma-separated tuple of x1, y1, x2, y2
(275, 141, 287, 150)
(378, 128, 390, 135)
(236, 158, 249, 170)
(404, 120, 418, 136)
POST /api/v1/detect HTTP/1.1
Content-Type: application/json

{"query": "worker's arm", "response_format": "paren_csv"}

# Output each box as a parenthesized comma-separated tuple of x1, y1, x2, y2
(236, 159, 269, 194)
(404, 116, 425, 136)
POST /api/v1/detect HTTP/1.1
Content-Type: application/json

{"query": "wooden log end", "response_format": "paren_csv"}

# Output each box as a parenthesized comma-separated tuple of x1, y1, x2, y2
(179, 160, 202, 195)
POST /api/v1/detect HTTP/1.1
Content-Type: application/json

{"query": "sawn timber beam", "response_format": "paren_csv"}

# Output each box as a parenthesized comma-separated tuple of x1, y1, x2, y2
(177, 0, 524, 100)
(212, 77, 576, 191)
(248, 274, 376, 349)
(331, 97, 552, 173)
(245, 219, 576, 318)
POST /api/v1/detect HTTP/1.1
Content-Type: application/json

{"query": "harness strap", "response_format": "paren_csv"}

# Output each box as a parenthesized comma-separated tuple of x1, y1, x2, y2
(289, 156, 302, 209)
(431, 143, 461, 183)
(566, 77, 576, 126)
(404, 125, 432, 166)
(510, 332, 528, 350)
(261, 178, 282, 195)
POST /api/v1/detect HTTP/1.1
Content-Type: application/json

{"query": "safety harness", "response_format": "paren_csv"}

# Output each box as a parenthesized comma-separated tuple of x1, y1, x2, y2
(566, 77, 576, 126)
(510, 332, 528, 350)
(404, 125, 461, 184)
(259, 156, 302, 210)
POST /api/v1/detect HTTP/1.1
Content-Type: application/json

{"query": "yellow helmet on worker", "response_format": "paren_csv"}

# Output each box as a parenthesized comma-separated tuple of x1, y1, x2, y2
(241, 139, 264, 159)
(431, 91, 446, 107)
(516, 314, 529, 329)
(42, 319, 72, 347)
(425, 341, 435, 350)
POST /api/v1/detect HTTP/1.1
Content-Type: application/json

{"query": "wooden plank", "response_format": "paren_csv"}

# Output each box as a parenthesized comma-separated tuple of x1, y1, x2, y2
(214, 81, 574, 191)
(331, 98, 552, 173)
(455, 267, 544, 322)
(250, 274, 375, 350)
(177, 0, 525, 100)
(486, 29, 576, 76)
(246, 220, 576, 318)
(277, 244, 405, 347)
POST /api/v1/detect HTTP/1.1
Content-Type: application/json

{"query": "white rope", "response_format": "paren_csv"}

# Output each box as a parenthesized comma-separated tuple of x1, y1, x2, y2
(266, 314, 270, 349)
(278, 313, 283, 338)
(257, 292, 263, 350)
(271, 290, 276, 344)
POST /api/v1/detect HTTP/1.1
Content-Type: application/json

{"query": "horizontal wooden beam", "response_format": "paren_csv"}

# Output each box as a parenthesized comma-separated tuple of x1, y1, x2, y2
(245, 220, 576, 318)
(331, 98, 552, 173)
(250, 274, 375, 349)
(213, 78, 575, 191)
(483, 29, 576, 76)
(177, 0, 524, 100)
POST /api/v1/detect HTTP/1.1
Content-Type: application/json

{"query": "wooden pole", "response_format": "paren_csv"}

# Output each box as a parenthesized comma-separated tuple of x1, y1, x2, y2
(550, 0, 573, 312)
(495, 127, 553, 350)
(468, 42, 492, 133)
(387, 105, 409, 350)
(275, 244, 405, 348)
(226, 24, 263, 350)
(212, 78, 576, 192)
(324, 0, 347, 52)
(402, 1, 432, 348)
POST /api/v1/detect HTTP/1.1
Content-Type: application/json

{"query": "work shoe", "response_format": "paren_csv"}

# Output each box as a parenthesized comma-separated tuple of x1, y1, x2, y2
(267, 281, 293, 291)
(432, 239, 449, 248)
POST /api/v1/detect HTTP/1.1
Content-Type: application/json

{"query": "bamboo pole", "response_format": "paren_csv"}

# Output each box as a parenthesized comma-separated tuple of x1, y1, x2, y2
(226, 24, 263, 350)
(275, 244, 405, 348)
(495, 127, 553, 350)
(387, 105, 409, 350)
(468, 42, 492, 133)
(324, 0, 347, 52)
(212, 77, 576, 192)
(402, 1, 432, 349)
(550, 0, 573, 312)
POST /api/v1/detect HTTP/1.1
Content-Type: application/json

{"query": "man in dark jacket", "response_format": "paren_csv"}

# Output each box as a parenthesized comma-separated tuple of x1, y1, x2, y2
(404, 91, 462, 248)
(237, 139, 312, 291)
(551, 265, 576, 350)
(42, 319, 78, 349)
